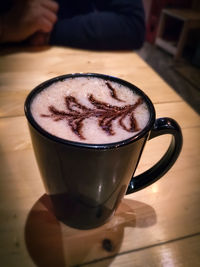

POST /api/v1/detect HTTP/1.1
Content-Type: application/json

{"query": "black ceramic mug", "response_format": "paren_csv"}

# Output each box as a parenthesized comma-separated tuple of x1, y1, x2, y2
(24, 73, 183, 229)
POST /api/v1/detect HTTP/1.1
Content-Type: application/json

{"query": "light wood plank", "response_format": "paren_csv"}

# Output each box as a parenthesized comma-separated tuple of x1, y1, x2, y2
(0, 113, 199, 266)
(154, 101, 200, 128)
(0, 47, 182, 118)
(0, 46, 199, 267)
(83, 234, 200, 267)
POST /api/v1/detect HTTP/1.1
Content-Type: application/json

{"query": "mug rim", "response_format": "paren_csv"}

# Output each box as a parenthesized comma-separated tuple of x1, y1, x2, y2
(24, 73, 156, 149)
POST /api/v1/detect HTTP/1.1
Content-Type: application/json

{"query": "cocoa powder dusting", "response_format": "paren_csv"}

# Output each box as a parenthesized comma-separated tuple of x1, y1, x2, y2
(105, 81, 124, 102)
(41, 82, 143, 139)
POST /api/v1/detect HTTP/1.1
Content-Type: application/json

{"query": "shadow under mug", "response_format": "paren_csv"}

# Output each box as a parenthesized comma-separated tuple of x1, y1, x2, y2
(24, 73, 183, 229)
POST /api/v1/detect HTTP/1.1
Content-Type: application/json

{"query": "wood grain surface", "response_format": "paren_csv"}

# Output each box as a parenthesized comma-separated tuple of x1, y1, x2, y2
(0, 46, 199, 267)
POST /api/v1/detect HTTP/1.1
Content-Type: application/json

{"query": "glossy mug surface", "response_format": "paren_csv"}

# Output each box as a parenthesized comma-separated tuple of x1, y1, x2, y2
(24, 73, 183, 229)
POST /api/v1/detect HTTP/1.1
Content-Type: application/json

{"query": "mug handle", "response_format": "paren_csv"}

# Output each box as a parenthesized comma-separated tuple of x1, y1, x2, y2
(126, 117, 183, 194)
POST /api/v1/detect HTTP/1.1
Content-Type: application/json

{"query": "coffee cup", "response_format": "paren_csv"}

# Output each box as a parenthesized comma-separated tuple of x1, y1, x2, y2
(24, 73, 183, 229)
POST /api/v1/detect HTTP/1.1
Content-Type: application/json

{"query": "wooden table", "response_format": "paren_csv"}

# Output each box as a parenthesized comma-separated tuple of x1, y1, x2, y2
(0, 46, 200, 267)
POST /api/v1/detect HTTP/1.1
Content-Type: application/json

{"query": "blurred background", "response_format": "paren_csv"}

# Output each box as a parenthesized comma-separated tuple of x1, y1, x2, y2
(139, 0, 200, 114)
(1, 0, 199, 114)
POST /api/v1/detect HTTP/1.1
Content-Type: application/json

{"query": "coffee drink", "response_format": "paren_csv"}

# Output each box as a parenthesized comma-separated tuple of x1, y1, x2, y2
(25, 74, 182, 229)
(31, 76, 150, 143)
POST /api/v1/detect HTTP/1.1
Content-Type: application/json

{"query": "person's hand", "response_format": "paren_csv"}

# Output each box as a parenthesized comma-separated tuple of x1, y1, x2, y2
(0, 0, 59, 43)
(29, 32, 50, 46)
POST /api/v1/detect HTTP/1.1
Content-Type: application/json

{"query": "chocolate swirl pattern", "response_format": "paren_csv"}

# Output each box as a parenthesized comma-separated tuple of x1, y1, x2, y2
(41, 82, 143, 140)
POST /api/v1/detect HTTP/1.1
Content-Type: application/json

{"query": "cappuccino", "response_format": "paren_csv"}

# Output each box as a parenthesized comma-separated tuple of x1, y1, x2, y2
(31, 77, 149, 143)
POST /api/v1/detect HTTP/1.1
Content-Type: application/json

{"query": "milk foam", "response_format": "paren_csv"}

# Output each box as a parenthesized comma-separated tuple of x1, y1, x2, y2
(31, 77, 150, 144)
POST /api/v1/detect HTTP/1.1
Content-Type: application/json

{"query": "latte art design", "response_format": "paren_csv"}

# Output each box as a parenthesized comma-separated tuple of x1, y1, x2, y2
(41, 82, 143, 140)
